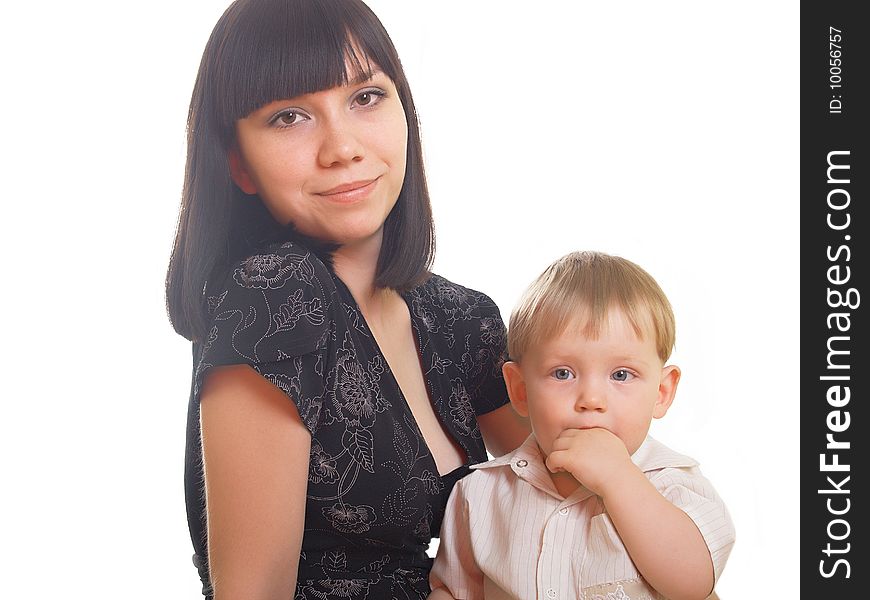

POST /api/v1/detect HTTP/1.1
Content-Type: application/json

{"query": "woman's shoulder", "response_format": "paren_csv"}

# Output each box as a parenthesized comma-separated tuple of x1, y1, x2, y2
(199, 240, 336, 366)
(410, 273, 501, 316)
(204, 240, 338, 323)
(408, 274, 507, 358)
(412, 274, 509, 413)
(210, 239, 335, 299)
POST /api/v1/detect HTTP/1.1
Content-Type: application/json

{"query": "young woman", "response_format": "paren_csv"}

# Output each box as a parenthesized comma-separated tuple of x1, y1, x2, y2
(165, 1, 529, 598)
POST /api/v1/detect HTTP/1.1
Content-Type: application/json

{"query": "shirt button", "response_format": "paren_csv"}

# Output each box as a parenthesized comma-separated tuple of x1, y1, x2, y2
(559, 508, 569, 515)
(516, 459, 528, 468)
(546, 589, 557, 598)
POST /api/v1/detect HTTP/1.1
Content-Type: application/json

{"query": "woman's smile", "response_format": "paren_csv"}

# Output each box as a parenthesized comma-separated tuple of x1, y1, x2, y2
(315, 176, 381, 203)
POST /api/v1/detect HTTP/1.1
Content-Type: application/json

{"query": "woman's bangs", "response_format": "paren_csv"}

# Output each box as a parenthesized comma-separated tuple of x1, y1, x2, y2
(212, 0, 399, 132)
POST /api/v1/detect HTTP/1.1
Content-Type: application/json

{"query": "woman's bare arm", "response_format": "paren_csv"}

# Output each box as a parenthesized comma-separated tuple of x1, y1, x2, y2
(477, 402, 530, 457)
(200, 364, 311, 600)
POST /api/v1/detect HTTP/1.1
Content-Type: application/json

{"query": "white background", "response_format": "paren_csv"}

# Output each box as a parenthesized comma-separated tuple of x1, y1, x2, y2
(2, 1, 798, 597)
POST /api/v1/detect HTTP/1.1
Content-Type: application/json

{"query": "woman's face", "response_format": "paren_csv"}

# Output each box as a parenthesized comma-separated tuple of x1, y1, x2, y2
(231, 69, 408, 248)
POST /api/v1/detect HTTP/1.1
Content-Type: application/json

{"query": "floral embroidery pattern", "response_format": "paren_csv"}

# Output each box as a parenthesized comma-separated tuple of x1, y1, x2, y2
(590, 583, 632, 600)
(274, 288, 324, 331)
(326, 332, 390, 429)
(583, 580, 658, 600)
(309, 441, 340, 484)
(296, 577, 372, 599)
(234, 249, 315, 289)
(448, 378, 478, 438)
(322, 503, 376, 533)
(413, 504, 434, 539)
(207, 290, 227, 313)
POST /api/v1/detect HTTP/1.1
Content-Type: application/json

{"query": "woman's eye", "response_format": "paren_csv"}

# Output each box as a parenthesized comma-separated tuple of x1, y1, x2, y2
(353, 89, 385, 108)
(271, 110, 309, 128)
(552, 368, 574, 381)
(611, 369, 634, 382)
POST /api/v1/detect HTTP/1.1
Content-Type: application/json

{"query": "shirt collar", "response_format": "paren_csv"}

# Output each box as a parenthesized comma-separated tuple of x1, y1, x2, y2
(630, 435, 698, 471)
(472, 434, 595, 503)
(471, 434, 697, 502)
(471, 433, 540, 470)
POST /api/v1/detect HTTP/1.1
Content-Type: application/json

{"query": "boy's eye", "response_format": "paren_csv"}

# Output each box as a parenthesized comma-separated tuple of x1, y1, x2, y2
(611, 369, 634, 382)
(552, 368, 574, 381)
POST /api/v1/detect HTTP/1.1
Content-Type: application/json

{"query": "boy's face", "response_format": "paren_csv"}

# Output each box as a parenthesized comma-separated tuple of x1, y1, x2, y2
(504, 308, 680, 459)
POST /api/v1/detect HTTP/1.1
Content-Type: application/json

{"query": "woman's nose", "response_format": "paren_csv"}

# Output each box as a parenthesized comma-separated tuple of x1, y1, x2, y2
(317, 118, 365, 167)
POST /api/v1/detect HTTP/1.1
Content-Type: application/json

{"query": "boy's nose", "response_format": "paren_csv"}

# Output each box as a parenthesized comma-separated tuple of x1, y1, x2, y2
(574, 384, 607, 411)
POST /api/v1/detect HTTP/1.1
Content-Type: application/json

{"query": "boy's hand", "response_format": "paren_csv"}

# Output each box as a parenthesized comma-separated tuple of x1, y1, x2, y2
(545, 428, 635, 496)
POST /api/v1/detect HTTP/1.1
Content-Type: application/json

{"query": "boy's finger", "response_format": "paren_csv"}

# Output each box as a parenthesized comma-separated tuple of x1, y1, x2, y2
(544, 452, 567, 473)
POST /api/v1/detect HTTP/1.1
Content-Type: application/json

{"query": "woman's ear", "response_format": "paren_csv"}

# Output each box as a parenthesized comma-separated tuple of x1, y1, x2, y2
(653, 365, 681, 419)
(502, 361, 529, 418)
(228, 149, 258, 195)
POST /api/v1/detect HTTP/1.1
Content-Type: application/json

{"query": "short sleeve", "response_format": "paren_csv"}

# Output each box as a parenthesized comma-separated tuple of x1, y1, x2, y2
(651, 467, 736, 582)
(430, 479, 485, 599)
(462, 291, 509, 415)
(194, 244, 335, 435)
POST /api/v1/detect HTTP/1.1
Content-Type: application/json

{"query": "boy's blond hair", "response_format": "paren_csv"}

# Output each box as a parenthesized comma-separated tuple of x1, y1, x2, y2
(508, 251, 676, 363)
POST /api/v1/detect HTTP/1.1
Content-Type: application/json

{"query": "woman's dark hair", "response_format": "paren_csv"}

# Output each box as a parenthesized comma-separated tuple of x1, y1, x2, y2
(166, 0, 435, 341)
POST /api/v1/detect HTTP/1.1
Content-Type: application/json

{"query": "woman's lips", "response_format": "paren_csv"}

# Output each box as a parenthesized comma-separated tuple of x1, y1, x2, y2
(316, 177, 379, 202)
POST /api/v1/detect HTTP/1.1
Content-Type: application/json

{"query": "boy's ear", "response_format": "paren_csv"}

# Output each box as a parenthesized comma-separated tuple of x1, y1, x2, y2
(228, 149, 258, 195)
(502, 361, 529, 418)
(653, 365, 681, 419)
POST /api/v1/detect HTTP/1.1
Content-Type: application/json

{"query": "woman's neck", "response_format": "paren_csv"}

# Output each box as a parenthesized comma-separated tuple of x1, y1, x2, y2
(331, 230, 391, 314)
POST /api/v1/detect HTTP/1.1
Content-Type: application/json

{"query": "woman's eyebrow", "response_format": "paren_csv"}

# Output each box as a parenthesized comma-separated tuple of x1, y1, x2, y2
(348, 68, 383, 85)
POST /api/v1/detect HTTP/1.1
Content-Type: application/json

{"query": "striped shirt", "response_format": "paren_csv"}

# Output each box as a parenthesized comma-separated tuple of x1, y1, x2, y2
(430, 434, 735, 600)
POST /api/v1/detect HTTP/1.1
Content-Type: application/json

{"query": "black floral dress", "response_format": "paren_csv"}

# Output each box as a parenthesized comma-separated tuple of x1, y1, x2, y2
(184, 239, 510, 599)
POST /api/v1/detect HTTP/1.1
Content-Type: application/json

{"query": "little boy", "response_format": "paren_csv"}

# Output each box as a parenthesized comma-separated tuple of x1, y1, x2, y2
(429, 251, 735, 600)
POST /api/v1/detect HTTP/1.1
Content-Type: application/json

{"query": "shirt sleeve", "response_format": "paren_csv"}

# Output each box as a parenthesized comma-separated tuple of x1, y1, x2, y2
(430, 479, 485, 600)
(650, 466, 736, 582)
(462, 290, 510, 416)
(193, 245, 334, 436)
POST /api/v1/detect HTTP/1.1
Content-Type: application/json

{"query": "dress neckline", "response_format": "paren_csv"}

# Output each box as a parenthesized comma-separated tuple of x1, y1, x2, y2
(328, 271, 470, 477)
